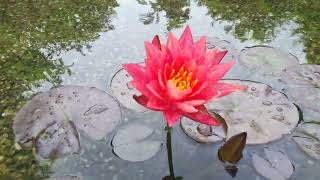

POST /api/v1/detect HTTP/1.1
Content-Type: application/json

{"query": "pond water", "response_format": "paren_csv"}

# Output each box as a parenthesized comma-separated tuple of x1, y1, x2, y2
(1, 0, 320, 179)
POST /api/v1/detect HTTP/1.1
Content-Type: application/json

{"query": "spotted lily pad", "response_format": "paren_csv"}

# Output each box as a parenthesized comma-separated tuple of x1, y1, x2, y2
(13, 86, 121, 159)
(293, 123, 320, 160)
(207, 80, 299, 144)
(112, 123, 162, 162)
(110, 67, 146, 112)
(252, 148, 294, 180)
(281, 65, 320, 113)
(180, 117, 226, 143)
(239, 46, 299, 76)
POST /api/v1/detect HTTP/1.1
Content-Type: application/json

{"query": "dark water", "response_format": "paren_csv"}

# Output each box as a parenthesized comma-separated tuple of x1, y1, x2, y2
(0, 0, 320, 179)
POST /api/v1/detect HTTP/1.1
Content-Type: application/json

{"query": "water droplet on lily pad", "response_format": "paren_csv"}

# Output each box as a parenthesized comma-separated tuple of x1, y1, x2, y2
(112, 123, 162, 162)
(110, 67, 146, 112)
(207, 80, 299, 144)
(13, 86, 121, 159)
(239, 46, 299, 76)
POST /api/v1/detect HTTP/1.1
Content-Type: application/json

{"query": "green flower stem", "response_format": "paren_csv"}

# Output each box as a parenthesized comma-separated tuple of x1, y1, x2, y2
(166, 125, 175, 178)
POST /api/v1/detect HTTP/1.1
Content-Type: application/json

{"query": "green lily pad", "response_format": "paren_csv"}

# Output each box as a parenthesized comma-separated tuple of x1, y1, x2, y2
(207, 80, 299, 144)
(180, 117, 226, 143)
(110, 68, 146, 112)
(112, 123, 162, 162)
(239, 46, 299, 76)
(281, 65, 320, 113)
(293, 123, 320, 160)
(252, 148, 293, 180)
(13, 86, 121, 159)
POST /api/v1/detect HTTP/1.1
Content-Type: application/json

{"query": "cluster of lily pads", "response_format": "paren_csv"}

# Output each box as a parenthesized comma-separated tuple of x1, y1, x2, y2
(13, 37, 320, 179)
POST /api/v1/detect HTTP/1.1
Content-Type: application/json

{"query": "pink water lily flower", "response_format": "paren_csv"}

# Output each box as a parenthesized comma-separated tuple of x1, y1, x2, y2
(123, 26, 246, 127)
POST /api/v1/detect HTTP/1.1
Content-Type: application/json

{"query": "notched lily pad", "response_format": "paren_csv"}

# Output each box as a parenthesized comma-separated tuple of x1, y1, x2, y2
(293, 123, 320, 160)
(207, 80, 299, 144)
(281, 65, 320, 113)
(110, 67, 146, 112)
(180, 116, 226, 143)
(112, 123, 162, 162)
(239, 46, 299, 76)
(206, 36, 237, 63)
(13, 86, 121, 159)
(252, 148, 294, 180)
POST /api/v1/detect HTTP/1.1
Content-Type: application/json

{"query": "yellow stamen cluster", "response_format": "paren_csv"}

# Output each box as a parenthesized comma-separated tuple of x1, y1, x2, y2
(169, 66, 198, 91)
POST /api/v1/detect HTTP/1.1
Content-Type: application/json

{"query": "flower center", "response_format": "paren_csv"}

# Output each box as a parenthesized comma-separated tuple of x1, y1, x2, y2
(169, 66, 198, 91)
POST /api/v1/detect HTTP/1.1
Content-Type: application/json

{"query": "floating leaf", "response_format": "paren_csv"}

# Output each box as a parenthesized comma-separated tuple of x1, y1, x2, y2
(239, 46, 299, 76)
(252, 148, 294, 180)
(206, 36, 237, 63)
(35, 121, 80, 159)
(293, 123, 320, 160)
(281, 65, 320, 113)
(180, 116, 226, 143)
(207, 80, 299, 144)
(13, 86, 121, 159)
(218, 132, 247, 164)
(110, 67, 146, 112)
(112, 124, 162, 162)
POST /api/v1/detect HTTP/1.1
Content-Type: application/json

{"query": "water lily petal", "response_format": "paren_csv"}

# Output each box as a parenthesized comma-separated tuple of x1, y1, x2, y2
(147, 98, 168, 110)
(176, 102, 198, 113)
(193, 36, 206, 57)
(152, 35, 161, 50)
(179, 25, 193, 49)
(214, 83, 248, 98)
(166, 80, 192, 100)
(163, 110, 182, 127)
(183, 105, 220, 126)
(131, 80, 154, 99)
(123, 63, 148, 83)
(208, 61, 235, 83)
(147, 81, 166, 100)
(206, 49, 228, 66)
(183, 100, 206, 106)
(166, 32, 179, 55)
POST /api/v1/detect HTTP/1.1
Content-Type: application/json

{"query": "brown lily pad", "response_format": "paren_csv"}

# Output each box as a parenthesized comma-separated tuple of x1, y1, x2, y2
(218, 132, 247, 164)
(207, 80, 299, 144)
(13, 86, 121, 159)
(239, 46, 299, 76)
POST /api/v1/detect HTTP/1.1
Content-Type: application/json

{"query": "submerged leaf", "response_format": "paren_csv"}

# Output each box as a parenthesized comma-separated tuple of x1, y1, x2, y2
(252, 148, 294, 180)
(112, 124, 162, 162)
(239, 46, 298, 76)
(218, 132, 247, 164)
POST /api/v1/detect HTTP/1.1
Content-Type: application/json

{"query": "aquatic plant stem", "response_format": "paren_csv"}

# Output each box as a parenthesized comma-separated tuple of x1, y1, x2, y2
(166, 125, 175, 178)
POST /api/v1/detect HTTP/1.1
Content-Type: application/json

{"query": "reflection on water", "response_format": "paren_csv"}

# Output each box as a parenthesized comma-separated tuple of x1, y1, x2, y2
(0, 0, 320, 179)
(0, 0, 117, 178)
